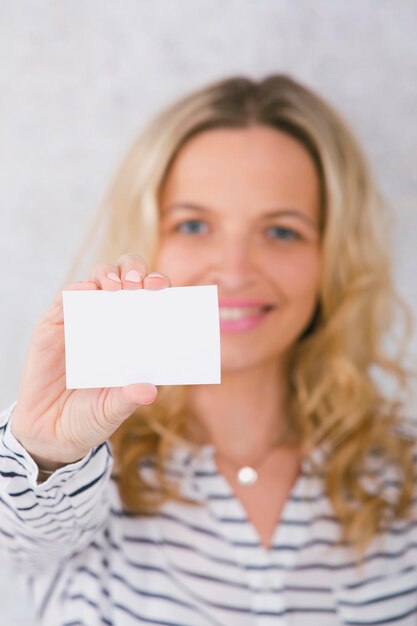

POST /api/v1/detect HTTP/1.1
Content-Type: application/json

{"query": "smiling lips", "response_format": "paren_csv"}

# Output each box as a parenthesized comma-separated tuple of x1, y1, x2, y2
(218, 299, 275, 332)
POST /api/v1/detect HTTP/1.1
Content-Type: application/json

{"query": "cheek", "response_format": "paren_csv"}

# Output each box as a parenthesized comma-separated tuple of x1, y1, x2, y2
(269, 248, 321, 299)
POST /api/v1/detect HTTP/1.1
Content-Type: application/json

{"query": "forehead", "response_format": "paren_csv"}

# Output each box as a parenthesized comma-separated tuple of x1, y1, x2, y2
(161, 125, 320, 219)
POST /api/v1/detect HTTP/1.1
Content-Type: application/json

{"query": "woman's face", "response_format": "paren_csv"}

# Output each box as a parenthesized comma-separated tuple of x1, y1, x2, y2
(155, 125, 321, 373)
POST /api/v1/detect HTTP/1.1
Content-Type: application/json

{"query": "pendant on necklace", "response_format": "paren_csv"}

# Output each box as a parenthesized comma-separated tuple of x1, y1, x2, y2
(237, 466, 258, 486)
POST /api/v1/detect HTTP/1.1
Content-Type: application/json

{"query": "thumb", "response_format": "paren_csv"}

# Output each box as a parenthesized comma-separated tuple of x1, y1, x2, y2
(103, 383, 158, 426)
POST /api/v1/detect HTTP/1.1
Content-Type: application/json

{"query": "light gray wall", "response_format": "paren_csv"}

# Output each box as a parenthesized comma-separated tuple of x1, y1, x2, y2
(1, 1, 416, 623)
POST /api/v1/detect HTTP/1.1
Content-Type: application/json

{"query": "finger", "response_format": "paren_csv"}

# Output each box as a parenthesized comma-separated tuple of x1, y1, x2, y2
(143, 272, 171, 290)
(89, 262, 122, 291)
(103, 383, 158, 427)
(118, 254, 148, 290)
(41, 280, 99, 326)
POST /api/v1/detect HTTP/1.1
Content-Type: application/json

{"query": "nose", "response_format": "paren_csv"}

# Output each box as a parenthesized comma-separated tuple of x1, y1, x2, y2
(207, 235, 259, 291)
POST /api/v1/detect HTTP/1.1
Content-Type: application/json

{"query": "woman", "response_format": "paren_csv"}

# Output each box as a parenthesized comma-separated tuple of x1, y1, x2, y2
(1, 75, 416, 625)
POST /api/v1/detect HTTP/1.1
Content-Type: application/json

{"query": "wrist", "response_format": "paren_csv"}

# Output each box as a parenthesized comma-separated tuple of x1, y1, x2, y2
(11, 430, 87, 470)
(36, 466, 56, 483)
(10, 408, 89, 469)
(32, 454, 72, 472)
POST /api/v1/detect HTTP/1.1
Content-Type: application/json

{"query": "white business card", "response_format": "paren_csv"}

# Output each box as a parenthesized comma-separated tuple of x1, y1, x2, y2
(63, 285, 221, 388)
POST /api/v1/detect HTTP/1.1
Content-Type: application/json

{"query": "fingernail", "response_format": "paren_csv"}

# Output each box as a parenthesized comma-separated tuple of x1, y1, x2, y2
(146, 272, 165, 279)
(140, 383, 158, 404)
(106, 272, 122, 283)
(124, 270, 143, 283)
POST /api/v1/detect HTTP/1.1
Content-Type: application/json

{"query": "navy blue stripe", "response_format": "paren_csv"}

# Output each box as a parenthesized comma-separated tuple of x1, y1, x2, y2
(0, 526, 14, 539)
(4, 499, 77, 525)
(116, 568, 253, 615)
(206, 492, 234, 501)
(42, 520, 102, 542)
(34, 494, 66, 509)
(70, 589, 222, 626)
(8, 487, 32, 497)
(122, 534, 242, 570)
(217, 514, 337, 527)
(1, 435, 27, 459)
(123, 532, 417, 575)
(194, 470, 218, 477)
(144, 510, 224, 541)
(16, 501, 39, 511)
(272, 538, 348, 552)
(111, 570, 199, 611)
(0, 452, 27, 471)
(114, 507, 340, 535)
(338, 583, 417, 607)
(383, 518, 417, 537)
(30, 507, 75, 529)
(291, 542, 417, 572)
(139, 459, 184, 479)
(343, 565, 416, 590)
(0, 494, 35, 524)
(207, 490, 326, 504)
(32, 444, 109, 496)
(289, 491, 326, 503)
(257, 606, 337, 616)
(173, 566, 251, 591)
(114, 600, 211, 626)
(69, 467, 108, 497)
(0, 495, 60, 527)
(65, 593, 100, 610)
(0, 470, 26, 478)
(342, 603, 417, 625)
(285, 583, 332, 593)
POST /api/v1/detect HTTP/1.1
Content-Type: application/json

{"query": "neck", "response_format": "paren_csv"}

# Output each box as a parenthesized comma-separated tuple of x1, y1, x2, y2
(186, 358, 295, 461)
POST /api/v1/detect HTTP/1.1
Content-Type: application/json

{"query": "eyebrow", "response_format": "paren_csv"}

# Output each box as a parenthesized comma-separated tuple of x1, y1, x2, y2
(163, 202, 319, 231)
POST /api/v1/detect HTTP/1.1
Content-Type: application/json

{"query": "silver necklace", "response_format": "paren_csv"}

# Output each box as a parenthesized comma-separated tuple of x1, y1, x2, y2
(236, 465, 260, 486)
(216, 444, 279, 487)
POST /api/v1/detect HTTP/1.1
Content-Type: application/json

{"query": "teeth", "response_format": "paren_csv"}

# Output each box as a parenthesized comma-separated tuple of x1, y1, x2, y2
(219, 307, 264, 320)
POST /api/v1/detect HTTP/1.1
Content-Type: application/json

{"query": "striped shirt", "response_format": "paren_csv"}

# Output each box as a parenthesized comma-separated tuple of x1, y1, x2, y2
(1, 403, 417, 626)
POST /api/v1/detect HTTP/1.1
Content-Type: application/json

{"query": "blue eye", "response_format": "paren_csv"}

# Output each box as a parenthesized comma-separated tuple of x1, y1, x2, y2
(266, 226, 300, 241)
(176, 220, 208, 234)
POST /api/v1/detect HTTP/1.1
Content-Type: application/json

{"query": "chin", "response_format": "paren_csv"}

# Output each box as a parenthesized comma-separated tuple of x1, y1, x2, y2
(219, 336, 295, 375)
(220, 349, 274, 374)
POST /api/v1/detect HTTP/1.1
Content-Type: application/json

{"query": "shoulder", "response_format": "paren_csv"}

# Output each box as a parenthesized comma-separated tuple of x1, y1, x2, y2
(357, 419, 417, 499)
(391, 417, 417, 467)
(391, 417, 417, 441)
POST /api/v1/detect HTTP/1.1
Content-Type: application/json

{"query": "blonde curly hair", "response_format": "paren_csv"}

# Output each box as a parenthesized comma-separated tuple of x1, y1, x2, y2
(71, 75, 415, 554)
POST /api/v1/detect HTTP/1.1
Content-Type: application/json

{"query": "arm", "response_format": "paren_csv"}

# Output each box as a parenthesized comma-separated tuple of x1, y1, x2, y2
(0, 404, 113, 572)
(1, 254, 168, 570)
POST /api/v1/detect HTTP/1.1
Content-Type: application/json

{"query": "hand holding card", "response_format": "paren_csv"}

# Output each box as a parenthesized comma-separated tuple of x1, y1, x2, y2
(11, 256, 220, 471)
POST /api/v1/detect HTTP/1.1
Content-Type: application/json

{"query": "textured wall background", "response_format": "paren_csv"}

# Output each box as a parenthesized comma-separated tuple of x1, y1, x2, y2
(1, 1, 416, 623)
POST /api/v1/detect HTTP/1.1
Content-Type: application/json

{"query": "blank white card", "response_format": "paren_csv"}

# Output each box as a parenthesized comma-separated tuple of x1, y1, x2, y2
(63, 285, 221, 388)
